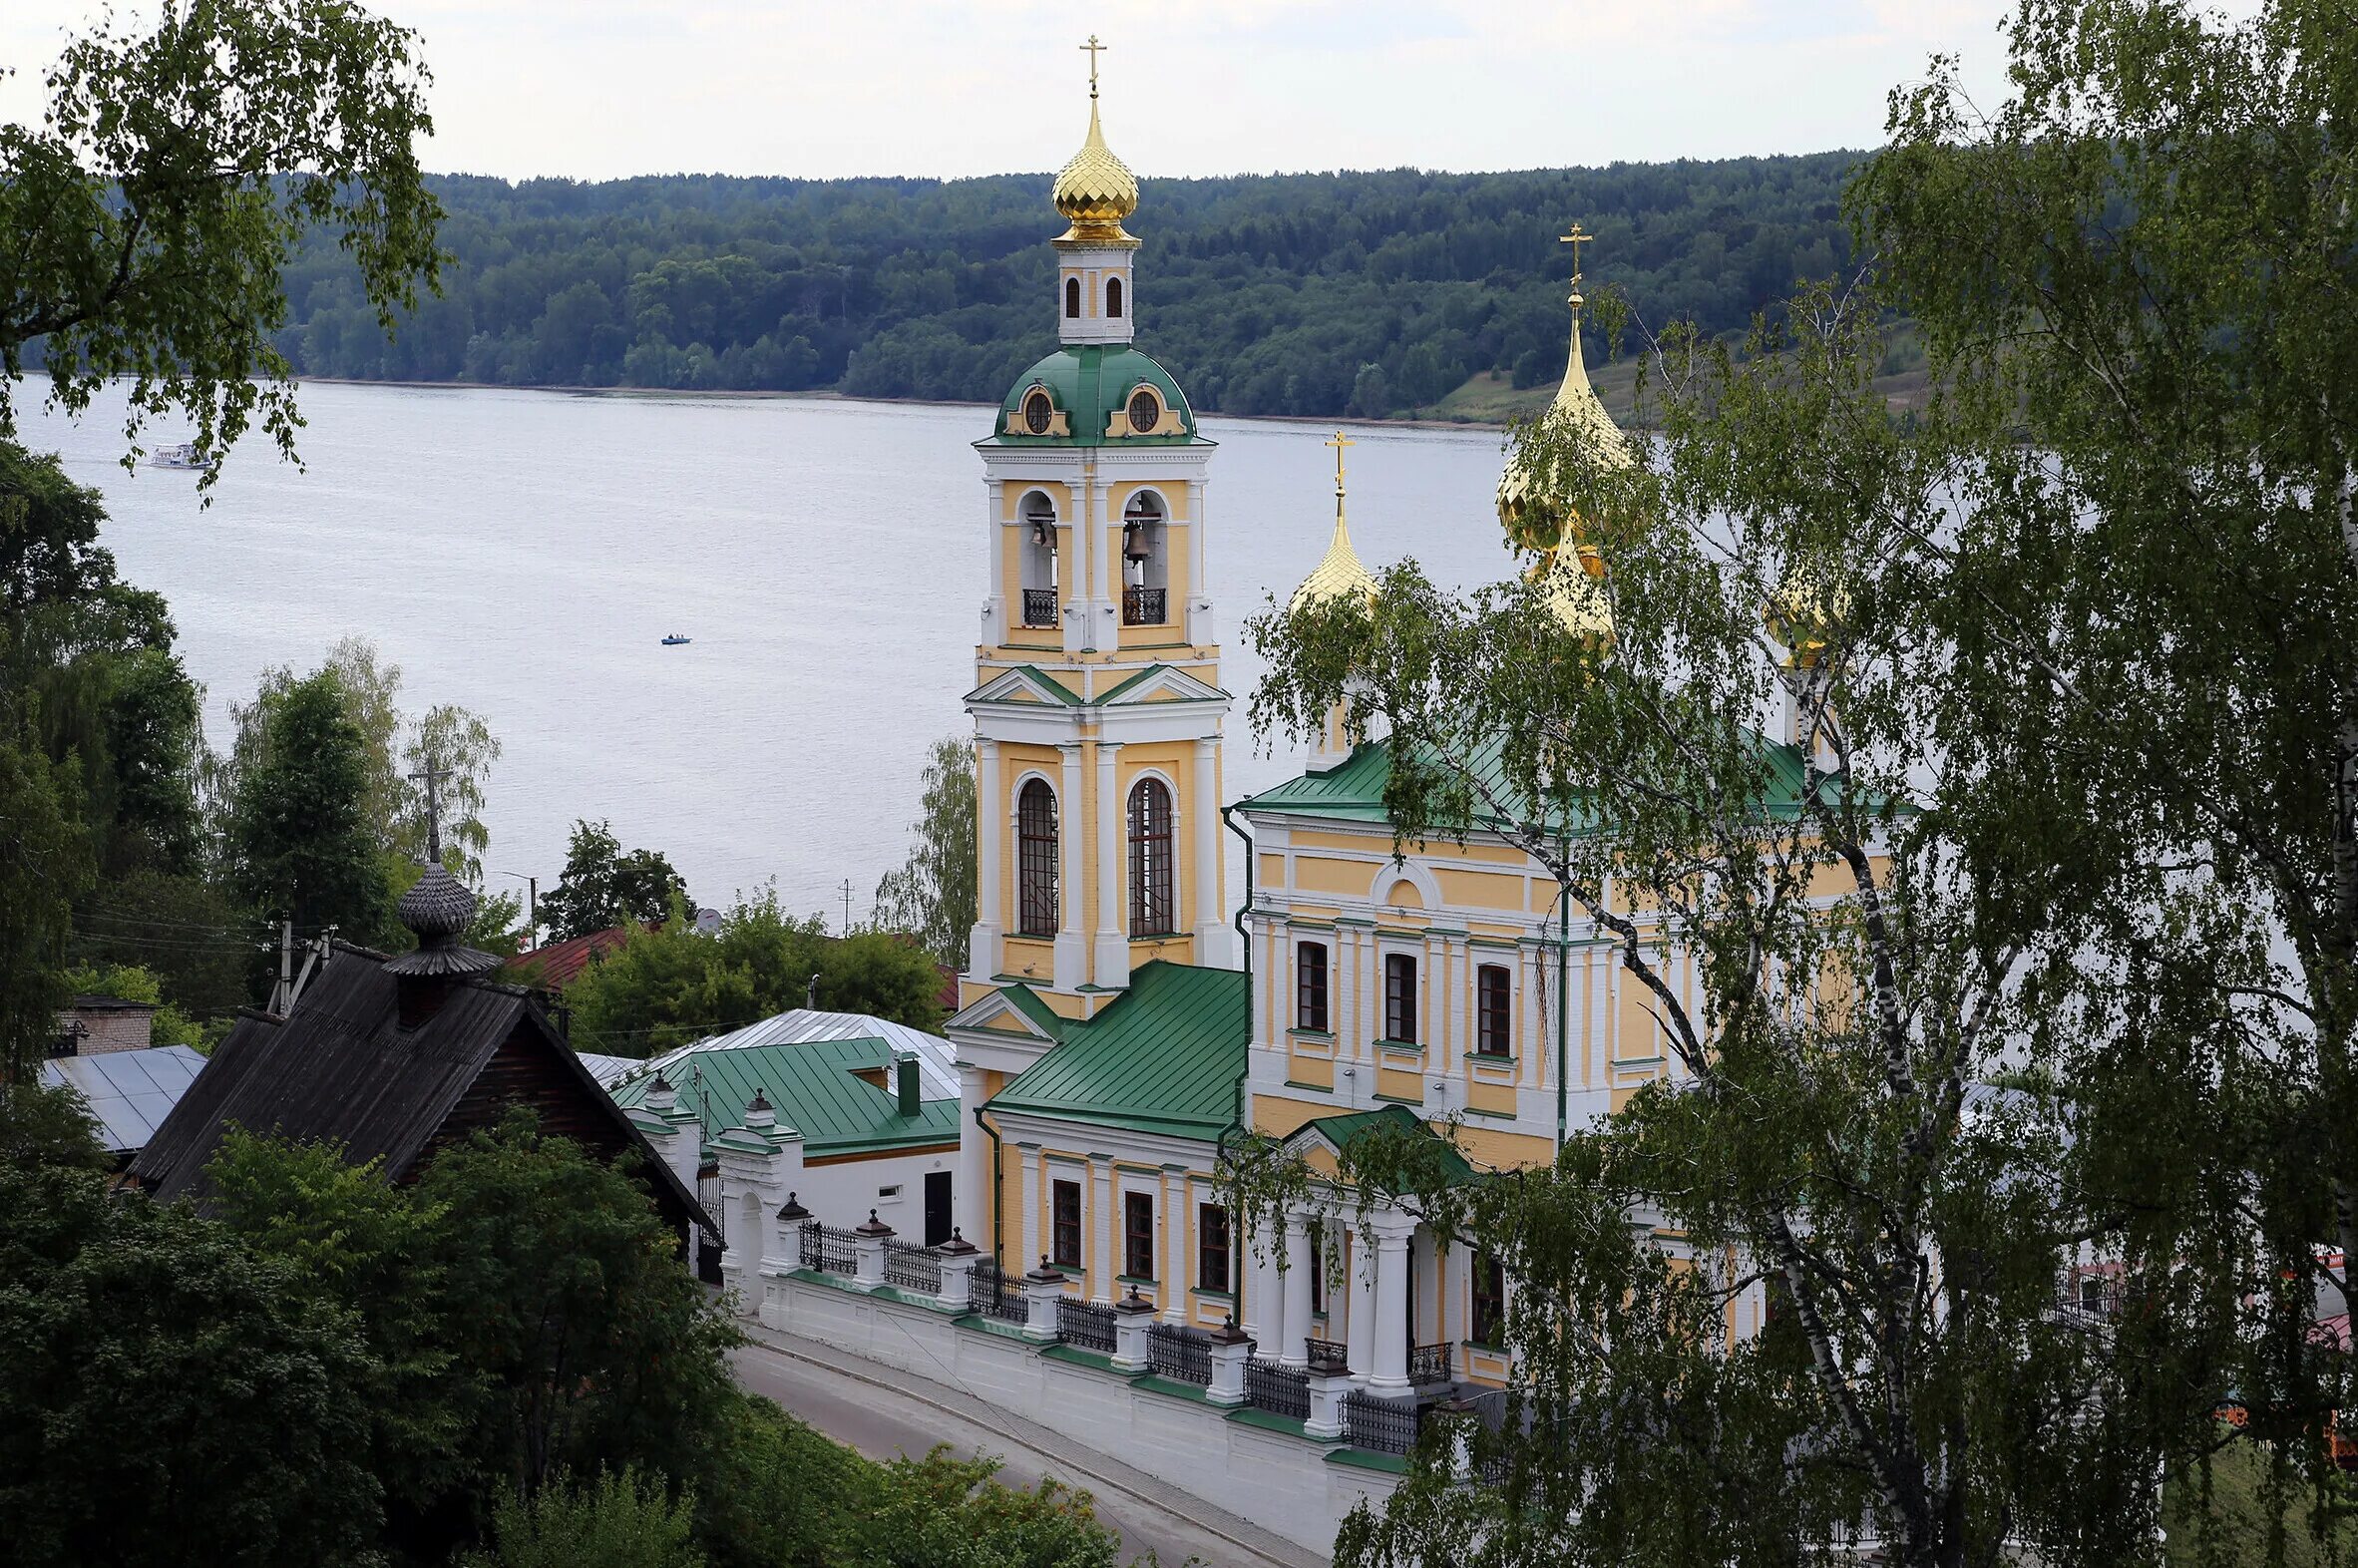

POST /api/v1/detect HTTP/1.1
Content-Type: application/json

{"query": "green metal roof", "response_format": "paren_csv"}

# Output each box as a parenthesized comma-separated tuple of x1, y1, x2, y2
(985, 962, 1247, 1141)
(610, 1036, 961, 1156)
(984, 345, 1202, 448)
(1290, 1105, 1477, 1183)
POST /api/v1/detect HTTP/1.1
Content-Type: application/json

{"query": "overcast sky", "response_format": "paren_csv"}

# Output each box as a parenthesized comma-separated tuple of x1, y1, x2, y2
(1, 1, 2032, 183)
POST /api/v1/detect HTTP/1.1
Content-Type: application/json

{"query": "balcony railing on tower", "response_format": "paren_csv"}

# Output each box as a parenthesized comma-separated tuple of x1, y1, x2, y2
(1122, 586, 1166, 625)
(1021, 588, 1059, 628)
(1408, 1341, 1454, 1386)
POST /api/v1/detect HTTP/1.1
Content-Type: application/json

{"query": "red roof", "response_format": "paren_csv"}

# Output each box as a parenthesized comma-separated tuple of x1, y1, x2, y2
(506, 924, 650, 989)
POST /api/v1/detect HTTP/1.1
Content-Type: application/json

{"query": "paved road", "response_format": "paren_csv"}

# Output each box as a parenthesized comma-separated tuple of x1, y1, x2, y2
(728, 1335, 1325, 1568)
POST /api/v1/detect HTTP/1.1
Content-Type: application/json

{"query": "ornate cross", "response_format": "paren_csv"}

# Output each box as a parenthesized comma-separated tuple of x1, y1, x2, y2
(1080, 35, 1106, 97)
(1326, 429, 1355, 496)
(408, 756, 450, 865)
(1560, 220, 1592, 283)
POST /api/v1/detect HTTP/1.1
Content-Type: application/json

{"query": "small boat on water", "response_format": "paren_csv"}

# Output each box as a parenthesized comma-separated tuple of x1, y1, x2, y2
(661, 634, 692, 646)
(148, 441, 215, 473)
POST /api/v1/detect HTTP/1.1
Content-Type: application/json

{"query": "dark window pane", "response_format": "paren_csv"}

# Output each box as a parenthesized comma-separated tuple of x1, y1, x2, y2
(1018, 780, 1058, 937)
(1384, 953, 1417, 1043)
(1124, 1191, 1155, 1279)
(1297, 941, 1329, 1032)
(1472, 1254, 1506, 1346)
(1198, 1203, 1231, 1294)
(1476, 964, 1511, 1056)
(1064, 276, 1080, 318)
(1052, 1178, 1081, 1269)
(1128, 778, 1175, 936)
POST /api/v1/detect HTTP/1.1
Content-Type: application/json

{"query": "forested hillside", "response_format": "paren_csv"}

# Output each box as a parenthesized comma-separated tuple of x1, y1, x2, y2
(279, 154, 1865, 420)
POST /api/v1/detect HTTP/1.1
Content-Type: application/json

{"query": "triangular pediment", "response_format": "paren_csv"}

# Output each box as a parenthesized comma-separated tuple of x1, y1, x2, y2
(946, 985, 1059, 1042)
(967, 665, 1082, 708)
(1097, 664, 1226, 707)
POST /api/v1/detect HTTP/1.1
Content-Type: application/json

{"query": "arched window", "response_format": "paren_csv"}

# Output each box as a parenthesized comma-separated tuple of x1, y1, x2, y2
(1106, 276, 1123, 318)
(1018, 492, 1057, 626)
(1128, 777, 1174, 936)
(1120, 491, 1168, 624)
(1017, 780, 1058, 936)
(1064, 276, 1081, 319)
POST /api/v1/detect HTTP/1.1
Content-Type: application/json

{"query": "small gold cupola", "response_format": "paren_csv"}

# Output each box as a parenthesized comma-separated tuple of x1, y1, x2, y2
(1052, 35, 1139, 245)
(1496, 222, 1631, 563)
(1291, 430, 1379, 613)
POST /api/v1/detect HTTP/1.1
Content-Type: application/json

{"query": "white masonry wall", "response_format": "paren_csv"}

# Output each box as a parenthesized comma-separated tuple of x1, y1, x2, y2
(749, 1270, 1397, 1557)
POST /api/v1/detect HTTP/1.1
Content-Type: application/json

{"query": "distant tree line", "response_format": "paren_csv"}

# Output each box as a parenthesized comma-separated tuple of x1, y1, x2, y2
(273, 157, 1862, 418)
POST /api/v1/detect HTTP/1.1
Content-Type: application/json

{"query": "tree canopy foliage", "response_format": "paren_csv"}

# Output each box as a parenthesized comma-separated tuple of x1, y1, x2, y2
(269, 154, 1862, 418)
(873, 735, 979, 969)
(540, 817, 692, 943)
(0, 0, 442, 478)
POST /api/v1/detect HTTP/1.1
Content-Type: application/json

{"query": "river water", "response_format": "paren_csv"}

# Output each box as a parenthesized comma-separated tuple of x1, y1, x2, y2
(24, 382, 1523, 926)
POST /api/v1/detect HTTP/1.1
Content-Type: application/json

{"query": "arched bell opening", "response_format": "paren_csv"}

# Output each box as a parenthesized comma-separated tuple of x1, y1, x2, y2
(1120, 491, 1168, 625)
(1019, 491, 1059, 627)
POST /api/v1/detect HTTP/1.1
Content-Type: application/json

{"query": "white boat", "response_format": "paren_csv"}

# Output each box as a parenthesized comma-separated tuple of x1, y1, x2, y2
(148, 442, 215, 472)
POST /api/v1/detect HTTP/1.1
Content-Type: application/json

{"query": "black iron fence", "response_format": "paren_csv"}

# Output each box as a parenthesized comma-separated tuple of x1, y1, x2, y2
(799, 1222, 856, 1275)
(885, 1240, 941, 1295)
(1122, 586, 1166, 625)
(1343, 1388, 1422, 1455)
(1306, 1339, 1350, 1374)
(973, 1256, 1027, 1325)
(1022, 588, 1058, 627)
(1409, 1341, 1454, 1386)
(1147, 1322, 1212, 1385)
(1057, 1297, 1118, 1353)
(1244, 1358, 1311, 1420)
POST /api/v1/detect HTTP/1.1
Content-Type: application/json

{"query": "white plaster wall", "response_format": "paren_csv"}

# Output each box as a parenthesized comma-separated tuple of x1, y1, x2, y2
(724, 1148, 958, 1239)
(750, 1270, 1396, 1557)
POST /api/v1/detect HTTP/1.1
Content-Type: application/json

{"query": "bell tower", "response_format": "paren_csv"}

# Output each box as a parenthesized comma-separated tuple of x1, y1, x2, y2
(961, 38, 1230, 1021)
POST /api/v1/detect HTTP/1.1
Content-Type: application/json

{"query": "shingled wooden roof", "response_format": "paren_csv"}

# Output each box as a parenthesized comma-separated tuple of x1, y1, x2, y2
(132, 943, 708, 1235)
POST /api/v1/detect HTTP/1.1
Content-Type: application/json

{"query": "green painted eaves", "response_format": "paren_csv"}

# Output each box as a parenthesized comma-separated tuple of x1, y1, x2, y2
(1291, 1104, 1476, 1183)
(985, 962, 1247, 1142)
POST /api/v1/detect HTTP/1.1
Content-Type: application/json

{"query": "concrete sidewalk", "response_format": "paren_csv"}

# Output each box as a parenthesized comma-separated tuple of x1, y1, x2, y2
(731, 1319, 1330, 1568)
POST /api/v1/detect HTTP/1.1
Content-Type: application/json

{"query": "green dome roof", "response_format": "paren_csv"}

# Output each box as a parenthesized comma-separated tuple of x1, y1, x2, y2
(991, 345, 1198, 447)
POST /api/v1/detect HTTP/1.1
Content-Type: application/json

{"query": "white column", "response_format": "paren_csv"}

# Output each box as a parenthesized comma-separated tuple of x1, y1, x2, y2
(1346, 1222, 1376, 1379)
(1186, 480, 1215, 645)
(958, 1065, 989, 1243)
(970, 739, 1000, 978)
(1369, 1217, 1414, 1393)
(1244, 1222, 1281, 1345)
(1053, 742, 1085, 989)
(1190, 737, 1227, 964)
(1093, 741, 1129, 988)
(1017, 1143, 1041, 1270)
(1162, 1167, 1190, 1322)
(1281, 1211, 1315, 1369)
(1090, 1156, 1115, 1303)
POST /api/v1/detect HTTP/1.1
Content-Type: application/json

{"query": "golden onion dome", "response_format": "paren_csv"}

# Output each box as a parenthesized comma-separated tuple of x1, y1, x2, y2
(1292, 431, 1379, 611)
(1765, 571, 1851, 668)
(1495, 294, 1633, 556)
(1052, 96, 1139, 244)
(1530, 544, 1613, 643)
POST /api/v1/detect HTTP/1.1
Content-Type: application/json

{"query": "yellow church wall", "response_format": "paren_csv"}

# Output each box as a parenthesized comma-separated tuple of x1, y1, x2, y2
(1248, 1092, 1340, 1142)
(998, 480, 1075, 521)
(1434, 868, 1525, 916)
(1375, 1065, 1424, 1104)
(998, 937, 1056, 987)
(1293, 856, 1374, 898)
(1285, 1049, 1334, 1092)
(1463, 1075, 1517, 1118)
(1449, 1123, 1554, 1172)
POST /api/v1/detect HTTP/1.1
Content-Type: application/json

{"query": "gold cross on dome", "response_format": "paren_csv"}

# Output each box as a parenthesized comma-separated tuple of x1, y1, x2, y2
(1326, 429, 1355, 494)
(1560, 220, 1592, 283)
(1080, 35, 1106, 97)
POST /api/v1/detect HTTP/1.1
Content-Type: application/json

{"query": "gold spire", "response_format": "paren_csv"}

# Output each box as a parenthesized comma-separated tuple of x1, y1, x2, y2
(1052, 35, 1139, 245)
(1766, 571, 1850, 668)
(1497, 218, 1631, 558)
(1291, 431, 1379, 611)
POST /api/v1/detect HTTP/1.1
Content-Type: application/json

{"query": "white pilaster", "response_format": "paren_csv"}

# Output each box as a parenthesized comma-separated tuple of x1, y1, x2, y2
(1018, 1143, 1041, 1270)
(1281, 1211, 1315, 1369)
(970, 739, 1001, 978)
(1053, 743, 1085, 989)
(981, 478, 1004, 645)
(1186, 479, 1215, 645)
(1162, 1167, 1190, 1322)
(1244, 1225, 1282, 1345)
(1090, 1155, 1116, 1303)
(1093, 740, 1129, 988)
(1190, 737, 1227, 964)
(958, 1064, 989, 1243)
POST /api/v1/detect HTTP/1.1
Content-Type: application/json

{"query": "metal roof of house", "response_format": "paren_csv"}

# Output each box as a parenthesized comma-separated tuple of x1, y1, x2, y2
(41, 1044, 206, 1155)
(1287, 1104, 1477, 1183)
(986, 962, 1248, 1143)
(608, 1035, 961, 1156)
(575, 1052, 644, 1088)
(619, 1008, 962, 1100)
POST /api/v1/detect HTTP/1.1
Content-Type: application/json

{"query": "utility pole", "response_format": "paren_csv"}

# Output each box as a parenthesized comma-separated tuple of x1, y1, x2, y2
(527, 876, 539, 947)
(268, 919, 293, 1015)
(839, 878, 853, 935)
